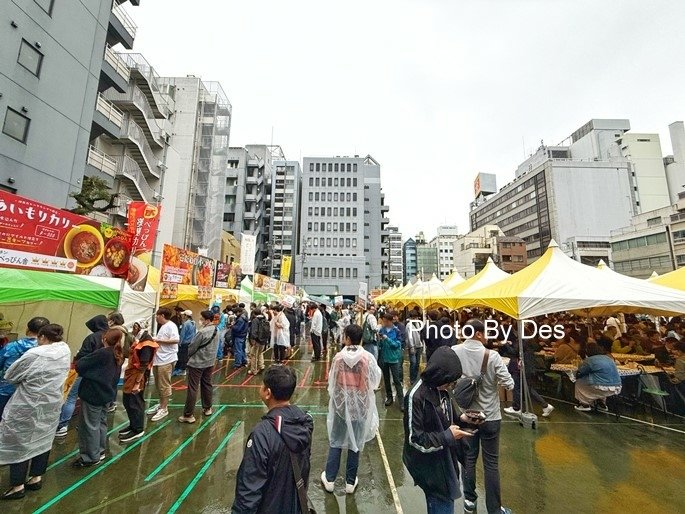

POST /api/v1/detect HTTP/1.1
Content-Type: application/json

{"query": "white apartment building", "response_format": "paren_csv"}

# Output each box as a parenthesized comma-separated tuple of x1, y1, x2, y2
(386, 226, 403, 286)
(428, 225, 460, 279)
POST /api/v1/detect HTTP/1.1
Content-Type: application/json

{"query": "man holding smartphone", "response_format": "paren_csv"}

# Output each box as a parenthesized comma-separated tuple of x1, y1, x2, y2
(403, 346, 483, 514)
(453, 319, 514, 514)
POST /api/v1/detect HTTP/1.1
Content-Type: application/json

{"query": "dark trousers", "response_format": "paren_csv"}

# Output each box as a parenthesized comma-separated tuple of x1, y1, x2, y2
(311, 333, 322, 360)
(322, 330, 329, 352)
(9, 450, 50, 486)
(274, 345, 288, 362)
(512, 372, 548, 411)
(78, 400, 107, 464)
(0, 393, 11, 419)
(463, 420, 503, 514)
(184, 366, 213, 416)
(123, 391, 146, 433)
(325, 446, 360, 485)
(409, 348, 423, 384)
(383, 362, 403, 401)
(176, 344, 190, 371)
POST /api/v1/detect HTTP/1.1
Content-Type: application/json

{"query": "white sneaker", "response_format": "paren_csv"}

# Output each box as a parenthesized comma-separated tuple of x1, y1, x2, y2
(574, 404, 592, 412)
(542, 404, 555, 417)
(146, 404, 159, 415)
(345, 477, 359, 494)
(320, 471, 334, 493)
(503, 406, 520, 416)
(55, 426, 68, 437)
(151, 408, 168, 422)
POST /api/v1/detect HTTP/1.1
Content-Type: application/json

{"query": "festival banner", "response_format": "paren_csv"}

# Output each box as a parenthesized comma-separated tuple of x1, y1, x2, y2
(215, 262, 231, 288)
(357, 282, 368, 308)
(161, 244, 216, 300)
(0, 190, 132, 280)
(240, 233, 257, 275)
(280, 255, 292, 282)
(280, 282, 296, 296)
(254, 273, 280, 294)
(126, 202, 161, 291)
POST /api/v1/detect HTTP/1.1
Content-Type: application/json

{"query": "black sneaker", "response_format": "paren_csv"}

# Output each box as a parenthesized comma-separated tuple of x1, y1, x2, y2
(119, 431, 145, 443)
(384, 398, 394, 406)
(118, 427, 133, 438)
(71, 458, 100, 468)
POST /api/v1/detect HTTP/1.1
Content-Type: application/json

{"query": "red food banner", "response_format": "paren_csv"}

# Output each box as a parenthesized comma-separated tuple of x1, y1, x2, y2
(214, 261, 242, 290)
(126, 202, 161, 292)
(161, 244, 215, 300)
(0, 190, 132, 279)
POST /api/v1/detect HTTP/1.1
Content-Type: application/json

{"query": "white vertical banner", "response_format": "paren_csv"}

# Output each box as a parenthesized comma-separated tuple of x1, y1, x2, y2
(240, 233, 257, 275)
(358, 281, 368, 308)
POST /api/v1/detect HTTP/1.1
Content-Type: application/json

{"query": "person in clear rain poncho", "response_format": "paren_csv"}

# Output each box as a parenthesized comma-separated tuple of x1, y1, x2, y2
(0, 324, 70, 500)
(321, 323, 382, 495)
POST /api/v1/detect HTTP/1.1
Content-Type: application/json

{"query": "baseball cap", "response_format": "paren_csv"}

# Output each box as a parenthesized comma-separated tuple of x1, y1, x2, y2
(182, 310, 193, 316)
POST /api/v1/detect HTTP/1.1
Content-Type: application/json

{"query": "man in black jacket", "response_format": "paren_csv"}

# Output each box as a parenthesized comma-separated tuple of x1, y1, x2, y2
(404, 346, 482, 514)
(232, 365, 313, 514)
(56, 315, 110, 436)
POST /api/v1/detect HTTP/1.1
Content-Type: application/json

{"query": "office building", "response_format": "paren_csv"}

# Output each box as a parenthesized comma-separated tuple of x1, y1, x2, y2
(270, 157, 301, 281)
(665, 122, 685, 205)
(403, 238, 417, 284)
(453, 225, 527, 277)
(224, 145, 276, 273)
(295, 155, 386, 296)
(428, 225, 460, 279)
(385, 226, 403, 286)
(616, 133, 670, 213)
(161, 76, 231, 259)
(609, 191, 685, 278)
(470, 119, 637, 265)
(0, 0, 134, 205)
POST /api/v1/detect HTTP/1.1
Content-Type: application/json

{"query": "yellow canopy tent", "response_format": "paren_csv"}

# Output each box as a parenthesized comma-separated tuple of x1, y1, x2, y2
(383, 281, 415, 306)
(375, 286, 396, 303)
(453, 240, 685, 319)
(448, 258, 509, 298)
(393, 276, 455, 310)
(442, 271, 465, 290)
(649, 266, 685, 291)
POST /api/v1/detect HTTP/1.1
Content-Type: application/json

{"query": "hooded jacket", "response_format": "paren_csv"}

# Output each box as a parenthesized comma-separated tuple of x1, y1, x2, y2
(76, 346, 122, 406)
(75, 315, 109, 361)
(403, 346, 464, 502)
(232, 405, 314, 514)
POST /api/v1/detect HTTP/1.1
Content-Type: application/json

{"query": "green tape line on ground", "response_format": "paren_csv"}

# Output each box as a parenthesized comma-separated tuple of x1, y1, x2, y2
(33, 419, 172, 514)
(167, 420, 243, 514)
(144, 405, 227, 482)
(46, 421, 129, 472)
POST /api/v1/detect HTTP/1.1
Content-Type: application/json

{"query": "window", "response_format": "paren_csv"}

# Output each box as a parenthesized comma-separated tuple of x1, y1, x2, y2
(314, 222, 319, 231)
(346, 268, 351, 278)
(314, 207, 319, 215)
(34, 0, 54, 15)
(307, 222, 312, 230)
(328, 192, 332, 201)
(327, 207, 332, 216)
(315, 192, 319, 201)
(352, 239, 357, 248)
(346, 238, 351, 247)
(328, 178, 332, 186)
(353, 193, 357, 201)
(353, 223, 357, 231)
(353, 178, 357, 187)
(319, 237, 324, 246)
(308, 192, 313, 201)
(347, 164, 351, 172)
(352, 208, 357, 216)
(353, 269, 358, 278)
(328, 163, 333, 171)
(317, 268, 323, 278)
(334, 193, 338, 201)
(339, 222, 344, 231)
(316, 163, 320, 171)
(334, 207, 338, 216)
(324, 268, 330, 278)
(315, 178, 320, 187)
(333, 238, 338, 247)
(308, 207, 313, 216)
(313, 238, 318, 247)
(339, 238, 344, 247)
(346, 193, 351, 201)
(18, 40, 43, 77)
(353, 164, 357, 172)
(346, 223, 351, 231)
(309, 177, 313, 186)
(332, 268, 337, 278)
(334, 178, 339, 186)
(303, 268, 309, 278)
(310, 163, 314, 171)
(327, 222, 332, 231)
(347, 178, 351, 187)
(2, 108, 30, 143)
(335, 163, 339, 171)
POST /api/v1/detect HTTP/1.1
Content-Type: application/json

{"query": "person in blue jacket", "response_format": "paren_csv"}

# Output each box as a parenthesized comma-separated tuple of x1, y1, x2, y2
(232, 307, 250, 369)
(0, 317, 50, 417)
(574, 337, 622, 412)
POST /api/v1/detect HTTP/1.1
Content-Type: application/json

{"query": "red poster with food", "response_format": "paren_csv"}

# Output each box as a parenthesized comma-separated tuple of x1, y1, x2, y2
(126, 202, 161, 291)
(0, 191, 132, 279)
(161, 244, 216, 300)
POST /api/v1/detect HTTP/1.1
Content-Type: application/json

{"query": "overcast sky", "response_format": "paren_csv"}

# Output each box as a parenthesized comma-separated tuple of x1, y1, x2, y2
(130, 0, 685, 241)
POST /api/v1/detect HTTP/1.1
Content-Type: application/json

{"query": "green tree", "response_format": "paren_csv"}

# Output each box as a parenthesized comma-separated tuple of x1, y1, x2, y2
(69, 176, 118, 215)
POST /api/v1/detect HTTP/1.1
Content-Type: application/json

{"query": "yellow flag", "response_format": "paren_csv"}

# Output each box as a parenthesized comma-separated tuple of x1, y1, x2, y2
(280, 255, 292, 282)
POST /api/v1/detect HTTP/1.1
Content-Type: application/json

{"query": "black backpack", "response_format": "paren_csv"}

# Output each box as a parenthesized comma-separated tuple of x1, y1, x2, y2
(453, 350, 490, 409)
(256, 317, 271, 345)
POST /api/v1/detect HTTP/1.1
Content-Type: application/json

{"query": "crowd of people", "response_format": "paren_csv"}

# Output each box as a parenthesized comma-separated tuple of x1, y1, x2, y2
(0, 299, 684, 513)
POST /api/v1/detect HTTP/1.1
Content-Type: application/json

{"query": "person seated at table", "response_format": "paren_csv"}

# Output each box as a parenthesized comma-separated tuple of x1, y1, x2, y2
(574, 338, 621, 412)
(603, 326, 620, 344)
(612, 336, 646, 355)
(668, 341, 685, 397)
(554, 335, 580, 364)
(654, 337, 677, 366)
(642, 330, 663, 353)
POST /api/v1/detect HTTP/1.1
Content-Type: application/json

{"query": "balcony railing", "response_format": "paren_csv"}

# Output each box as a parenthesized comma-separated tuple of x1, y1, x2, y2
(118, 53, 170, 117)
(104, 45, 130, 82)
(95, 93, 124, 128)
(116, 155, 157, 202)
(112, 3, 137, 38)
(118, 115, 161, 178)
(105, 85, 164, 146)
(87, 145, 117, 176)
